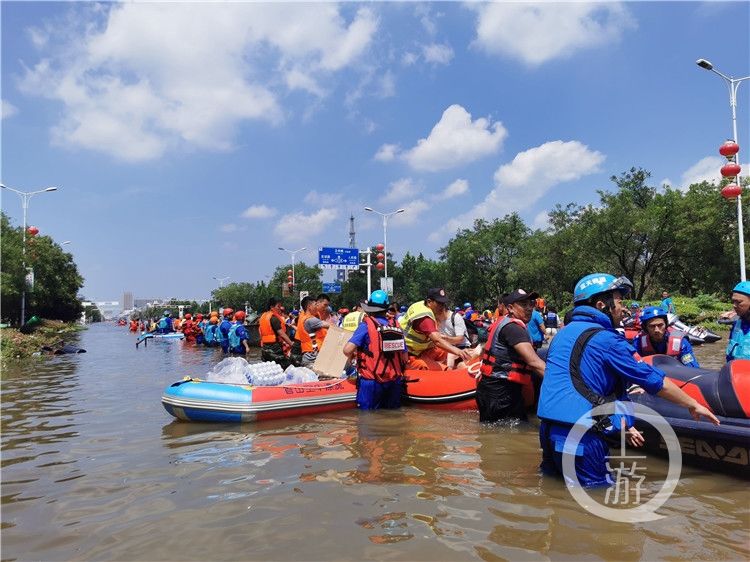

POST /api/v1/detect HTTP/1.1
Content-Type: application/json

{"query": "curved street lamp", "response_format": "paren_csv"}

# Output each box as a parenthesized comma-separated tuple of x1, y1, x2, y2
(1, 183, 58, 324)
(696, 58, 750, 280)
(364, 206, 405, 295)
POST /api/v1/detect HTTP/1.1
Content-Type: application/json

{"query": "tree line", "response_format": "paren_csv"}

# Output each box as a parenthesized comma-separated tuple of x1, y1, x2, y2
(208, 168, 747, 315)
(1, 213, 84, 324)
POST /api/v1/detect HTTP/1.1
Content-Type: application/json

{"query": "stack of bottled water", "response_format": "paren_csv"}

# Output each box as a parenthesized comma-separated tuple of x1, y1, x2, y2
(283, 365, 319, 384)
(245, 361, 285, 386)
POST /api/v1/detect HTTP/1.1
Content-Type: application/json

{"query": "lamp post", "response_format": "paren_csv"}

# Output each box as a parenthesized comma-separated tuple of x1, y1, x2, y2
(696, 58, 750, 281)
(278, 247, 306, 295)
(364, 206, 405, 295)
(1, 183, 58, 325)
(212, 275, 230, 288)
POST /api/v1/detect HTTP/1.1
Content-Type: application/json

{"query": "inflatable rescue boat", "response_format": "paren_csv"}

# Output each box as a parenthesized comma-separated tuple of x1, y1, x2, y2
(630, 356, 750, 478)
(162, 377, 357, 423)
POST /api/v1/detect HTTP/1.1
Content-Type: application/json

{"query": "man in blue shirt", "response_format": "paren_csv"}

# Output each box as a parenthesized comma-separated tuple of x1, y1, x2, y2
(634, 306, 699, 367)
(660, 290, 675, 315)
(527, 303, 546, 349)
(218, 307, 234, 354)
(228, 310, 250, 355)
(156, 311, 174, 334)
(727, 281, 750, 361)
(537, 273, 719, 487)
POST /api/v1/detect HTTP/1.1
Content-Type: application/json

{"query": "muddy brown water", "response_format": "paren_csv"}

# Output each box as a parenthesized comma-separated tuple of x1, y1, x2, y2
(2, 323, 748, 561)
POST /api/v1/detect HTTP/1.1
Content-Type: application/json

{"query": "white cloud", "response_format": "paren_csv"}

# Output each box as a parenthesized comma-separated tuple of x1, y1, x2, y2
(532, 210, 551, 230)
(274, 208, 340, 244)
(469, 2, 635, 66)
(390, 200, 430, 227)
(436, 179, 469, 200)
(430, 140, 604, 241)
(1, 100, 18, 119)
(422, 43, 454, 65)
(382, 178, 423, 203)
(403, 104, 507, 171)
(241, 204, 278, 219)
(220, 223, 245, 233)
(374, 143, 399, 162)
(18, 3, 377, 161)
(401, 51, 418, 66)
(678, 156, 722, 189)
(303, 191, 343, 207)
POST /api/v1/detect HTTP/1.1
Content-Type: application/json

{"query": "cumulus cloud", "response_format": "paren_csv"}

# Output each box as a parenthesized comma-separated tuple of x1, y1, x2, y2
(390, 199, 430, 227)
(274, 208, 340, 244)
(18, 3, 377, 161)
(435, 178, 469, 200)
(678, 156, 722, 189)
(382, 178, 423, 203)
(403, 104, 507, 171)
(469, 2, 635, 65)
(401, 51, 419, 66)
(374, 143, 399, 162)
(220, 223, 245, 233)
(532, 210, 551, 230)
(241, 204, 278, 219)
(422, 43, 454, 65)
(304, 191, 343, 206)
(430, 140, 604, 241)
(1, 100, 18, 119)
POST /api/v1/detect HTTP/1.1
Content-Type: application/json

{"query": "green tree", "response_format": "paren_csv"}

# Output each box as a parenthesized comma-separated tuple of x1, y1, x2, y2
(1, 213, 84, 323)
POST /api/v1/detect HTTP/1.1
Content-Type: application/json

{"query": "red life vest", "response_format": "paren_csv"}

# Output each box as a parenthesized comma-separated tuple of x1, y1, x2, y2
(638, 330, 684, 357)
(356, 316, 407, 383)
(479, 315, 532, 385)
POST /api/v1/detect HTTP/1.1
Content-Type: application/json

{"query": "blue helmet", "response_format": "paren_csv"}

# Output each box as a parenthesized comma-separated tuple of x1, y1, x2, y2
(369, 290, 390, 306)
(733, 281, 750, 297)
(640, 306, 668, 326)
(463, 302, 472, 309)
(573, 274, 633, 304)
(454, 307, 461, 312)
(399, 305, 407, 313)
(630, 302, 640, 309)
(163, 310, 171, 317)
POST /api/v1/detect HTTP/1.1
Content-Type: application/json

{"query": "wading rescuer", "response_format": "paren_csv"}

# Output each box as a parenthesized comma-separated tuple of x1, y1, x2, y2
(343, 290, 408, 410)
(399, 288, 472, 369)
(477, 290, 546, 422)
(259, 297, 294, 368)
(291, 296, 331, 367)
(727, 281, 750, 361)
(156, 311, 174, 334)
(228, 310, 250, 355)
(634, 306, 699, 367)
(538, 273, 719, 487)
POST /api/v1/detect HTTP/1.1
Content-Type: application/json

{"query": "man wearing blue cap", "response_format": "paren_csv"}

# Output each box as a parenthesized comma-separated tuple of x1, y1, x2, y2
(727, 281, 750, 361)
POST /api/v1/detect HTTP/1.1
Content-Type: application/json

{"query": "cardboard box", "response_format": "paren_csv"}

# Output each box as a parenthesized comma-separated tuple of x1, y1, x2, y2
(312, 325, 351, 378)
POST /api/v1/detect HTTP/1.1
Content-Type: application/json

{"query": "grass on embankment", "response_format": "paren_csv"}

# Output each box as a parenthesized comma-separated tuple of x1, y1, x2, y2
(1, 320, 85, 363)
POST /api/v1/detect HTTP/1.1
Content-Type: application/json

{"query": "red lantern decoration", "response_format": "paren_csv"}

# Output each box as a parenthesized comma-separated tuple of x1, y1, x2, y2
(721, 163, 741, 177)
(721, 184, 742, 200)
(287, 281, 293, 288)
(719, 141, 740, 158)
(375, 243, 385, 252)
(376, 253, 385, 261)
(375, 262, 385, 271)
(27, 226, 39, 237)
(287, 269, 293, 275)
(287, 274, 293, 281)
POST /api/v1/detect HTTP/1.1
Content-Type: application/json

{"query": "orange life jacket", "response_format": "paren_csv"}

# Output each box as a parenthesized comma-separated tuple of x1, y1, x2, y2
(295, 311, 317, 353)
(638, 330, 684, 357)
(356, 316, 406, 382)
(479, 315, 532, 385)
(259, 310, 286, 345)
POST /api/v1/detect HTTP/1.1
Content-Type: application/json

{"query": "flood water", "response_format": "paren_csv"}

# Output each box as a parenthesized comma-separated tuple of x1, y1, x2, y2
(2, 323, 748, 561)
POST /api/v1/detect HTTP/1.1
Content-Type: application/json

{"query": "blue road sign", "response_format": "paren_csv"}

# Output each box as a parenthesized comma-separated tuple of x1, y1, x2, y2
(318, 247, 360, 269)
(322, 282, 342, 294)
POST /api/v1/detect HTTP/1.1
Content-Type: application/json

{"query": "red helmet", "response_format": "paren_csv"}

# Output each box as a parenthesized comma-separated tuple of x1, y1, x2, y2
(223, 308, 234, 316)
(234, 310, 246, 321)
(184, 313, 192, 319)
(195, 313, 203, 320)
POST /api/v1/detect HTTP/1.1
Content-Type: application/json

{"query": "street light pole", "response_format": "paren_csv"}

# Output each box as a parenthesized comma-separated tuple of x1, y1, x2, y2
(364, 207, 405, 295)
(278, 247, 306, 297)
(212, 275, 230, 288)
(1, 183, 58, 325)
(697, 58, 750, 281)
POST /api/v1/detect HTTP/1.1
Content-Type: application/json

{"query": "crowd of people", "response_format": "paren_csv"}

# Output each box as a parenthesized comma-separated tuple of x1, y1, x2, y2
(129, 275, 750, 488)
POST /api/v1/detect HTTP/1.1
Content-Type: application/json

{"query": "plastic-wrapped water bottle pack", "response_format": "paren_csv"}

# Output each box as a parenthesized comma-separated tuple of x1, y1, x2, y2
(245, 361, 285, 386)
(283, 365, 319, 384)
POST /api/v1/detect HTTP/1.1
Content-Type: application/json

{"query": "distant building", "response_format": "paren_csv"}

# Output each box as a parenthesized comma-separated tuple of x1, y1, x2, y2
(123, 291, 134, 310)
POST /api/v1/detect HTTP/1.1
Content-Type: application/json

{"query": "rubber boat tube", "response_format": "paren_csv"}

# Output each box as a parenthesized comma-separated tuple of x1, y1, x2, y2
(629, 355, 750, 478)
(162, 377, 357, 423)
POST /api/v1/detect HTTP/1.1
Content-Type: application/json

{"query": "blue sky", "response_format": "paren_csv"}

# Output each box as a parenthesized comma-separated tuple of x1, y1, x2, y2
(2, 1, 748, 302)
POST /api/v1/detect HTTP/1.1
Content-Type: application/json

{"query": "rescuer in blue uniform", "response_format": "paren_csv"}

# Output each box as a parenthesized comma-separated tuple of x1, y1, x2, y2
(633, 306, 699, 367)
(537, 273, 719, 487)
(156, 311, 174, 334)
(727, 281, 750, 361)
